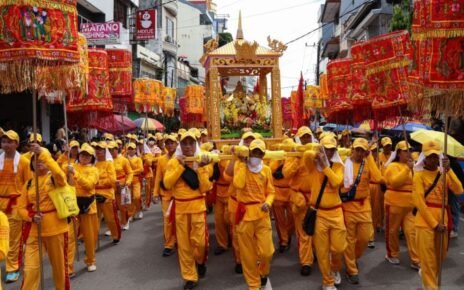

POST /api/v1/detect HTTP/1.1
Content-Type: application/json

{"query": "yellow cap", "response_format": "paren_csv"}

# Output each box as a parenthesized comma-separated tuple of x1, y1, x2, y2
(381, 137, 392, 147)
(127, 142, 137, 149)
(241, 131, 255, 140)
(200, 129, 208, 136)
(165, 134, 178, 142)
(107, 141, 118, 149)
(178, 128, 187, 135)
(180, 131, 197, 142)
(29, 133, 42, 143)
(319, 131, 336, 140)
(320, 136, 337, 149)
(147, 134, 155, 140)
(80, 143, 95, 156)
(69, 140, 79, 148)
(136, 139, 144, 144)
(200, 142, 214, 152)
(103, 133, 114, 140)
(90, 141, 98, 147)
(127, 133, 136, 140)
(242, 127, 253, 134)
(0, 127, 3, 137)
(116, 139, 122, 145)
(353, 138, 369, 151)
(316, 127, 323, 134)
(254, 132, 264, 140)
(296, 126, 312, 138)
(2, 130, 19, 143)
(422, 140, 441, 156)
(341, 129, 350, 136)
(370, 143, 378, 151)
(249, 139, 266, 153)
(395, 141, 412, 151)
(155, 132, 164, 141)
(95, 141, 107, 149)
(188, 128, 201, 139)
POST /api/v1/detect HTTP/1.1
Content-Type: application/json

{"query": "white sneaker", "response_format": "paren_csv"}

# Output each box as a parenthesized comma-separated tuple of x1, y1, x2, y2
(450, 230, 458, 239)
(136, 211, 144, 220)
(385, 255, 400, 265)
(332, 271, 341, 286)
(122, 222, 129, 231)
(104, 230, 111, 236)
(418, 268, 422, 277)
(87, 265, 96, 272)
(323, 285, 337, 290)
(128, 217, 134, 222)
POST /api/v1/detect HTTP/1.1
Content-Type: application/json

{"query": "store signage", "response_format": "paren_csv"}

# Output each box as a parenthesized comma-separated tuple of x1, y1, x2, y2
(80, 22, 122, 45)
(136, 9, 157, 40)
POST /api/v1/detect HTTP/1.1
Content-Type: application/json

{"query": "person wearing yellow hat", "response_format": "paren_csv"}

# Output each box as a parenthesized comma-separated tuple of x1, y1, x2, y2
(412, 141, 463, 290)
(57, 140, 79, 172)
(379, 137, 393, 170)
(199, 129, 208, 144)
(302, 135, 346, 290)
(340, 129, 351, 149)
(315, 127, 323, 140)
(17, 143, 70, 290)
(126, 143, 144, 225)
(153, 134, 178, 257)
(138, 138, 156, 210)
(94, 142, 120, 244)
(383, 141, 419, 269)
(283, 126, 317, 276)
(0, 130, 30, 283)
(269, 138, 295, 254)
(103, 133, 114, 141)
(368, 142, 383, 249)
(332, 138, 384, 285)
(67, 143, 99, 272)
(108, 141, 133, 232)
(155, 132, 166, 153)
(233, 139, 275, 290)
(22, 133, 44, 162)
(163, 131, 212, 289)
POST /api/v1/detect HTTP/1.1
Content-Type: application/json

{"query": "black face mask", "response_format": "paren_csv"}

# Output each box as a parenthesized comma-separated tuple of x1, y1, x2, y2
(181, 165, 200, 190)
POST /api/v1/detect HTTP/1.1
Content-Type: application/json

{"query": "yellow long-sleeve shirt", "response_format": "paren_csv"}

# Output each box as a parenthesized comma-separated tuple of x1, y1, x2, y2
(95, 160, 116, 200)
(0, 154, 30, 214)
(128, 155, 143, 183)
(284, 157, 312, 209)
(153, 154, 173, 201)
(142, 153, 154, 178)
(233, 161, 275, 221)
(379, 152, 391, 175)
(269, 159, 292, 202)
(384, 162, 413, 208)
(17, 152, 68, 237)
(412, 169, 463, 229)
(163, 158, 212, 214)
(71, 163, 99, 215)
(342, 154, 384, 213)
(216, 160, 231, 198)
(114, 155, 133, 186)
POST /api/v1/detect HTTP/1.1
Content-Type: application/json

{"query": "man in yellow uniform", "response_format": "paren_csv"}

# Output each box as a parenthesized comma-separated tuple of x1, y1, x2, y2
(413, 141, 463, 290)
(283, 126, 315, 276)
(94, 142, 120, 244)
(153, 134, 178, 257)
(127, 143, 144, 225)
(0, 130, 30, 283)
(333, 138, 384, 284)
(379, 137, 393, 168)
(234, 139, 275, 290)
(163, 131, 212, 290)
(303, 136, 346, 290)
(368, 142, 382, 248)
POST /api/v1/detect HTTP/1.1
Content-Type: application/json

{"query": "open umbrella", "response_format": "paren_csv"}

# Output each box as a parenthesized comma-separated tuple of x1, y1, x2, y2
(89, 114, 136, 134)
(390, 122, 432, 132)
(134, 117, 165, 131)
(411, 129, 464, 158)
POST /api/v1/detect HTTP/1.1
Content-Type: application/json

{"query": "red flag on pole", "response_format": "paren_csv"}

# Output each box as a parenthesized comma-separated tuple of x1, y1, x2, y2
(292, 72, 305, 130)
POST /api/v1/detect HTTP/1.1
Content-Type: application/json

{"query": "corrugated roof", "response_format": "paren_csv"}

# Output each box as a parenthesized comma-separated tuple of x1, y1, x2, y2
(208, 40, 280, 56)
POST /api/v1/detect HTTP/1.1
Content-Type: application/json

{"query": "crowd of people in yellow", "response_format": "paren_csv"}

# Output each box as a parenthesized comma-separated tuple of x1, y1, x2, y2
(0, 125, 462, 290)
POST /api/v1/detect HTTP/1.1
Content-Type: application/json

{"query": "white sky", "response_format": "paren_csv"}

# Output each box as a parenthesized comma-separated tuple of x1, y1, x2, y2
(216, 0, 324, 97)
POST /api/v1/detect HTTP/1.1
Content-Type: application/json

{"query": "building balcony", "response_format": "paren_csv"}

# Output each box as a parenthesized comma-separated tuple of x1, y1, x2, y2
(163, 36, 178, 56)
(321, 37, 340, 59)
(320, 0, 341, 23)
(164, 0, 178, 16)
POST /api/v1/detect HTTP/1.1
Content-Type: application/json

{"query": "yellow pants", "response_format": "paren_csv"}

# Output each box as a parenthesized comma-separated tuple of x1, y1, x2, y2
(272, 200, 294, 247)
(67, 219, 78, 275)
(176, 212, 207, 282)
(416, 227, 448, 290)
(21, 233, 69, 290)
(78, 213, 98, 266)
(237, 216, 274, 290)
(161, 199, 176, 249)
(228, 198, 241, 264)
(385, 205, 419, 264)
(214, 196, 230, 249)
(128, 181, 142, 218)
(6, 215, 22, 273)
(144, 177, 153, 209)
(314, 212, 347, 287)
(335, 210, 373, 275)
(97, 199, 121, 241)
(293, 206, 314, 266)
(369, 184, 383, 240)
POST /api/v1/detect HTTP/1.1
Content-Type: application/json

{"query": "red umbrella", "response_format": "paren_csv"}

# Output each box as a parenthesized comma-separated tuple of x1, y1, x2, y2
(89, 114, 136, 134)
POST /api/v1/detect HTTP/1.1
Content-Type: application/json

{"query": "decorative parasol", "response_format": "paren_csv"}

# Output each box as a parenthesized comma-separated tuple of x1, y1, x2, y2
(133, 78, 164, 113)
(411, 129, 464, 158)
(107, 49, 133, 100)
(89, 114, 136, 134)
(390, 122, 432, 133)
(134, 117, 165, 131)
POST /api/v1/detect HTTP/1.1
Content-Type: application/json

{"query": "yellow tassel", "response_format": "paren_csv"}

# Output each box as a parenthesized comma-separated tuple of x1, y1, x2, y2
(366, 59, 411, 76)
(412, 29, 464, 41)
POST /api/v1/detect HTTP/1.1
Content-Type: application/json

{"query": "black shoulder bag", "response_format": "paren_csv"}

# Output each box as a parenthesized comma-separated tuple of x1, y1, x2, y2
(272, 164, 285, 180)
(181, 165, 200, 190)
(340, 160, 365, 202)
(412, 172, 441, 216)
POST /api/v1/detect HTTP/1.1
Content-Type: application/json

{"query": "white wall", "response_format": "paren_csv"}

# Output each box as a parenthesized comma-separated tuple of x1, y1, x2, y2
(80, 0, 114, 20)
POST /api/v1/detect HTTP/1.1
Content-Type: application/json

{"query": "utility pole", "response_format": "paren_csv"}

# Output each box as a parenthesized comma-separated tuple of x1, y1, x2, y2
(316, 39, 321, 85)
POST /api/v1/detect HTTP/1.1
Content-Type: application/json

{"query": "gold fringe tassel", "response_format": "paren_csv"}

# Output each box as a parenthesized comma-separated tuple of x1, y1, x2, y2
(412, 29, 464, 41)
(366, 59, 411, 76)
(0, 0, 77, 13)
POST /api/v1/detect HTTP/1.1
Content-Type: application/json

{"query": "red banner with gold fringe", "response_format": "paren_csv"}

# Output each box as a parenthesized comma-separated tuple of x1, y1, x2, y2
(326, 58, 353, 122)
(107, 49, 132, 98)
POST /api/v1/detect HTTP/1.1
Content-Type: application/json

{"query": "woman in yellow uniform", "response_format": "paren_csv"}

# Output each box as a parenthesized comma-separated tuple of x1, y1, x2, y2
(368, 142, 382, 248)
(413, 141, 463, 290)
(57, 140, 79, 170)
(153, 134, 178, 257)
(94, 142, 120, 244)
(67, 143, 99, 272)
(163, 131, 212, 290)
(127, 143, 144, 224)
(384, 141, 420, 269)
(0, 130, 30, 283)
(108, 141, 133, 231)
(17, 144, 70, 290)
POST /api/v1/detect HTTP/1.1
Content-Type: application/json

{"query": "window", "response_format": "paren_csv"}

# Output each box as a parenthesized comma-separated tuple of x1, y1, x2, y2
(166, 17, 174, 42)
(78, 15, 92, 30)
(114, 0, 128, 29)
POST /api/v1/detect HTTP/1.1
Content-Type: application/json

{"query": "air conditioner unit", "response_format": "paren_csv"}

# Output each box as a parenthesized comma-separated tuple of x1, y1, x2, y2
(165, 35, 172, 42)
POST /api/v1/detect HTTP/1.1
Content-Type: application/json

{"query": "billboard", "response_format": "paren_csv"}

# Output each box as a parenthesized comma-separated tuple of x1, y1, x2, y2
(80, 22, 122, 45)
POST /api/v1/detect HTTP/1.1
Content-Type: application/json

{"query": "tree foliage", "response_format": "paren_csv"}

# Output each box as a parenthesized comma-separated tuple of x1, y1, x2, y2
(218, 32, 233, 47)
(389, 0, 412, 33)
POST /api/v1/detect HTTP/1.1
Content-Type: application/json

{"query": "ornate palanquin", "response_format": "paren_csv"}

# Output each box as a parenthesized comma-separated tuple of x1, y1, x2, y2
(200, 12, 286, 144)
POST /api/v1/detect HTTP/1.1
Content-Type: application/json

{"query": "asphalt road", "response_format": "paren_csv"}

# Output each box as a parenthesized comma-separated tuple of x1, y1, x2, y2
(3, 205, 464, 290)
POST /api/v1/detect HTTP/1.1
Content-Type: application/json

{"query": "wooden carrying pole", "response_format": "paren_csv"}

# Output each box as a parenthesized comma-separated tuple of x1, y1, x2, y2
(32, 90, 45, 290)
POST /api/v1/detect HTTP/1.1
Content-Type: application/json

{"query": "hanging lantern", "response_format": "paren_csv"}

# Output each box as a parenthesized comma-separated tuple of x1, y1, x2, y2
(185, 85, 205, 114)
(305, 85, 321, 110)
(326, 58, 353, 123)
(163, 87, 176, 116)
(133, 78, 164, 113)
(107, 49, 132, 98)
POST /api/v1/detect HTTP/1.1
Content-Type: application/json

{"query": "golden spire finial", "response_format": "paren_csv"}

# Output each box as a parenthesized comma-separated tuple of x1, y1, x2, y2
(236, 10, 244, 40)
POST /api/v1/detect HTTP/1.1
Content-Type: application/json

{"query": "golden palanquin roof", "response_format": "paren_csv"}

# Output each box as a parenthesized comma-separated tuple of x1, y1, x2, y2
(208, 40, 280, 56)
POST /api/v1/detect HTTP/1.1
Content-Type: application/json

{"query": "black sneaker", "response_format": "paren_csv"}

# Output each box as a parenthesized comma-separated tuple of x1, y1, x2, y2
(162, 248, 175, 257)
(261, 276, 268, 287)
(197, 263, 207, 278)
(183, 281, 198, 290)
(300, 265, 312, 276)
(235, 263, 243, 274)
(367, 241, 375, 249)
(278, 244, 288, 253)
(112, 239, 120, 245)
(346, 273, 359, 284)
(214, 247, 227, 256)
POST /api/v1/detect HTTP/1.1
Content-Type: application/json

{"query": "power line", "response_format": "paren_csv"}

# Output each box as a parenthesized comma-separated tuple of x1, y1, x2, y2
(103, 0, 178, 23)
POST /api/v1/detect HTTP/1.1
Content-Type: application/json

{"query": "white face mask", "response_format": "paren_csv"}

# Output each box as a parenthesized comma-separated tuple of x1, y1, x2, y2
(148, 140, 155, 146)
(247, 157, 263, 173)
